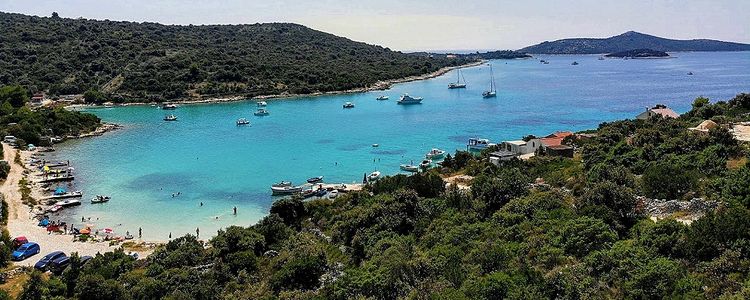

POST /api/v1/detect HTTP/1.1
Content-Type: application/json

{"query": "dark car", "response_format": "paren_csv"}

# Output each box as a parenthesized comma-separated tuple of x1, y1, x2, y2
(34, 251, 66, 271)
(49, 256, 71, 275)
(80, 255, 93, 265)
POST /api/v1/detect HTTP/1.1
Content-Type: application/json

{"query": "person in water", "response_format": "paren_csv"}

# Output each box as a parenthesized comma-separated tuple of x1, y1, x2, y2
(233, 206, 237, 215)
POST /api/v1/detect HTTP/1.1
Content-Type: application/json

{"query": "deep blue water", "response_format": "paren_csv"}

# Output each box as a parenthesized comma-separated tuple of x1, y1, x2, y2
(50, 52, 750, 240)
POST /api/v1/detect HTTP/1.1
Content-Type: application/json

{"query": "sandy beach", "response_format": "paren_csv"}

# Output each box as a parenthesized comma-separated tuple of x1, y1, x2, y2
(2, 143, 154, 267)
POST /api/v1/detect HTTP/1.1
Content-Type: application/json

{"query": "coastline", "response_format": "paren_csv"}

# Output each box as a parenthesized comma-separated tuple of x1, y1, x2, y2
(67, 59, 487, 108)
(2, 143, 155, 266)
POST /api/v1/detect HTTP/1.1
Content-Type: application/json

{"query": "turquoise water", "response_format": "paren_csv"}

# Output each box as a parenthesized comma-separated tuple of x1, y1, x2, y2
(50, 52, 749, 240)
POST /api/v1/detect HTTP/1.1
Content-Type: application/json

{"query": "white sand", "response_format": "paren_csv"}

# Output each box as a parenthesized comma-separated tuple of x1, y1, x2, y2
(2, 143, 153, 267)
(732, 124, 750, 142)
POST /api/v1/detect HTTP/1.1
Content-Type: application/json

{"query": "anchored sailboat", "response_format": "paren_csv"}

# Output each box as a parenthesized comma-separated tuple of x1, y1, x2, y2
(482, 64, 497, 98)
(448, 69, 467, 89)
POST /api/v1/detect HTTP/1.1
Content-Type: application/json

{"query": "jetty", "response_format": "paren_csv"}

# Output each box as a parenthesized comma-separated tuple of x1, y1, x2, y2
(38, 176, 75, 183)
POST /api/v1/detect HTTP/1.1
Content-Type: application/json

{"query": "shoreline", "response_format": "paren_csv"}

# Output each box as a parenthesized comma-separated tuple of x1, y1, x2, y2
(67, 59, 487, 108)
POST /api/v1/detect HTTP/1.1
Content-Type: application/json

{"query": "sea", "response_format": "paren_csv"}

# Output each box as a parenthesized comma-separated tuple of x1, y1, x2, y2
(47, 52, 750, 240)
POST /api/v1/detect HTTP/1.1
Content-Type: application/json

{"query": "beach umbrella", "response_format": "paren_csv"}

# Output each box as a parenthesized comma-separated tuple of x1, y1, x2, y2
(80, 228, 91, 234)
(103, 228, 114, 234)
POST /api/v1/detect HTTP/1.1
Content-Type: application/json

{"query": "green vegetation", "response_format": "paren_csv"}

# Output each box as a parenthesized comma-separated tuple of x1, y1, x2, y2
(0, 12, 473, 102)
(17, 93, 750, 298)
(604, 48, 669, 58)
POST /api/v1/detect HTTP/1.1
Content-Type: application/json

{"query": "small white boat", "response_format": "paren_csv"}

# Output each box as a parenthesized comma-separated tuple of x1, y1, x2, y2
(257, 101, 268, 107)
(376, 95, 389, 100)
(91, 195, 110, 204)
(272, 181, 293, 188)
(372, 144, 379, 148)
(425, 148, 446, 160)
(419, 159, 432, 169)
(55, 199, 82, 208)
(467, 138, 493, 150)
(328, 190, 339, 199)
(398, 94, 423, 105)
(162, 103, 178, 110)
(254, 108, 269, 116)
(236, 118, 250, 126)
(368, 171, 381, 181)
(48, 205, 63, 213)
(400, 164, 419, 172)
(164, 114, 177, 121)
(271, 185, 304, 195)
(343, 102, 355, 108)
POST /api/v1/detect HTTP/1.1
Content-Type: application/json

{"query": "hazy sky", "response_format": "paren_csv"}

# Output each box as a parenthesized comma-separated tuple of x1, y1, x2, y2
(1, 0, 748, 51)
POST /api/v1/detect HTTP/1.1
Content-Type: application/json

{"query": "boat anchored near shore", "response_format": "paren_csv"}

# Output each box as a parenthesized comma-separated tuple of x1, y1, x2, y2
(254, 108, 270, 116)
(398, 94, 423, 104)
(236, 118, 250, 126)
(164, 114, 178, 121)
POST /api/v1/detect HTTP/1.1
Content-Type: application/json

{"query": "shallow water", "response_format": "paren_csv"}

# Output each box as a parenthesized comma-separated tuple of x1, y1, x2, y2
(48, 52, 750, 240)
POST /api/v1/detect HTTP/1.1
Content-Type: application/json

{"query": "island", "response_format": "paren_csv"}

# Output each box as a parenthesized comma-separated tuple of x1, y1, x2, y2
(605, 48, 670, 58)
(519, 31, 750, 54)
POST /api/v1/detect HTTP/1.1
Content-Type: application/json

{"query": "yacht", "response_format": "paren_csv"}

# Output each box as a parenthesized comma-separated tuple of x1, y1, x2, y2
(483, 64, 497, 98)
(368, 171, 381, 181)
(448, 69, 467, 89)
(162, 103, 178, 110)
(425, 148, 446, 160)
(400, 164, 419, 172)
(376, 95, 389, 100)
(236, 118, 250, 126)
(467, 138, 493, 150)
(271, 185, 304, 195)
(254, 108, 270, 116)
(164, 114, 178, 121)
(257, 101, 268, 107)
(397, 94, 423, 105)
(343, 102, 355, 108)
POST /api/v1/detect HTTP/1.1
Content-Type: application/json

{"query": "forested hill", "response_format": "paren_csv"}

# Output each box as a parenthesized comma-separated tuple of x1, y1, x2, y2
(0, 12, 471, 102)
(519, 31, 750, 54)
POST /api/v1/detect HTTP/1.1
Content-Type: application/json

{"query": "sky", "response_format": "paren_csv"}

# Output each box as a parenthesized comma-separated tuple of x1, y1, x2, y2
(1, 0, 748, 51)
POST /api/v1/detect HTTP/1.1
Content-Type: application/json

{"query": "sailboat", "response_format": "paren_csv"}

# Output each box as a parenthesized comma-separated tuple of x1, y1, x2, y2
(482, 65, 497, 98)
(448, 69, 467, 89)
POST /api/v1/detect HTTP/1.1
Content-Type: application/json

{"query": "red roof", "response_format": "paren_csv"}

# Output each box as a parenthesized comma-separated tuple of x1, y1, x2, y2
(545, 131, 573, 139)
(540, 137, 563, 147)
(650, 108, 679, 119)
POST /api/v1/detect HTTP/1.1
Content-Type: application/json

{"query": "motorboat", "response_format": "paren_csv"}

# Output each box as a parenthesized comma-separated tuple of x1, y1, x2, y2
(419, 159, 432, 170)
(254, 108, 270, 116)
(48, 205, 63, 213)
(328, 190, 339, 199)
(236, 118, 250, 126)
(376, 95, 389, 100)
(571, 61, 579, 65)
(307, 176, 324, 184)
(162, 103, 178, 110)
(372, 144, 379, 147)
(54, 199, 82, 208)
(272, 181, 293, 188)
(425, 148, 446, 160)
(271, 185, 304, 195)
(687, 72, 694, 75)
(343, 102, 355, 108)
(164, 114, 177, 121)
(368, 171, 381, 181)
(400, 164, 419, 172)
(91, 195, 110, 204)
(398, 94, 423, 104)
(257, 101, 268, 107)
(467, 138, 493, 151)
(49, 191, 82, 200)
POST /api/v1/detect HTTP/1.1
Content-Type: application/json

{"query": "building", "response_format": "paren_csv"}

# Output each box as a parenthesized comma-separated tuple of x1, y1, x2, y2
(688, 120, 719, 133)
(489, 150, 517, 165)
(31, 93, 45, 105)
(636, 105, 679, 120)
(538, 131, 575, 158)
(500, 140, 541, 155)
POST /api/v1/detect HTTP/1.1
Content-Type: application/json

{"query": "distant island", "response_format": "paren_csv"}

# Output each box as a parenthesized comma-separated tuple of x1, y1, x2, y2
(463, 50, 532, 60)
(520, 31, 750, 54)
(605, 48, 669, 58)
(0, 12, 474, 102)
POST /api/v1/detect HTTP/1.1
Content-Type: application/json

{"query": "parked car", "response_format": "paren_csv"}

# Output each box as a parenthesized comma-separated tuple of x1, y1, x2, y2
(34, 251, 66, 271)
(11, 236, 28, 249)
(80, 255, 93, 265)
(49, 256, 71, 275)
(12, 242, 40, 261)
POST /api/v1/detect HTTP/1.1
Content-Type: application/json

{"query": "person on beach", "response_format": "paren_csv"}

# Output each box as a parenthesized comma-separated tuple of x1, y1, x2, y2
(169, 232, 172, 239)
(138, 227, 142, 238)
(196, 227, 200, 238)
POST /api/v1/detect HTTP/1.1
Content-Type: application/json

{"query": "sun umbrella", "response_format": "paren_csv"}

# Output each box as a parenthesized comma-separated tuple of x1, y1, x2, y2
(103, 228, 114, 234)
(79, 228, 91, 234)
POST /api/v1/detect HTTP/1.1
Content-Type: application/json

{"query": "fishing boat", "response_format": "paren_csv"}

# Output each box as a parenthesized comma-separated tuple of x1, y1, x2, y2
(398, 94, 423, 104)
(236, 118, 250, 126)
(425, 148, 446, 159)
(448, 69, 467, 89)
(307, 176, 324, 184)
(257, 101, 268, 107)
(368, 171, 381, 181)
(271, 185, 304, 195)
(343, 102, 355, 108)
(254, 108, 270, 116)
(164, 114, 177, 121)
(467, 138, 493, 150)
(419, 159, 432, 169)
(272, 181, 293, 188)
(571, 61, 579, 65)
(54, 199, 82, 208)
(91, 195, 110, 204)
(376, 95, 389, 100)
(483, 64, 497, 98)
(400, 164, 419, 172)
(162, 103, 178, 110)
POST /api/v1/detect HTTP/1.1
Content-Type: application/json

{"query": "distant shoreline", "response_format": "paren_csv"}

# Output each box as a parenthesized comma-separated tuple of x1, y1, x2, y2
(68, 59, 487, 109)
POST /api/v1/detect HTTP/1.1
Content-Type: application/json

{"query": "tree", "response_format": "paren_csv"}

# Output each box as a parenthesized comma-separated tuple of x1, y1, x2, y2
(19, 271, 45, 300)
(0, 85, 28, 107)
(75, 274, 127, 300)
(83, 89, 107, 104)
(269, 197, 306, 227)
(641, 162, 698, 200)
(559, 217, 617, 257)
(579, 181, 638, 234)
(471, 168, 529, 217)
(692, 96, 709, 109)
